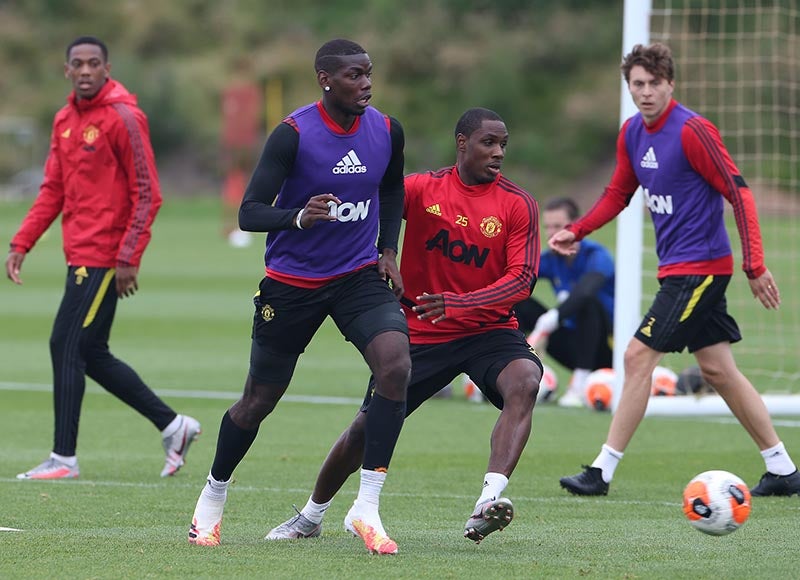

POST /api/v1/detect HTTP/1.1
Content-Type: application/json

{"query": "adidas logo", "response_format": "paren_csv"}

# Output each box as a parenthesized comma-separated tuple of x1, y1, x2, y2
(640, 146, 659, 169)
(332, 149, 367, 174)
(426, 203, 441, 216)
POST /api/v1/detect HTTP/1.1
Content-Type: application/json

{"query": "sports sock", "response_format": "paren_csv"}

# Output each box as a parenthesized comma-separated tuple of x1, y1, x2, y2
(362, 393, 406, 471)
(476, 472, 509, 506)
(591, 444, 624, 483)
(356, 468, 387, 508)
(301, 495, 332, 525)
(210, 411, 259, 482)
(50, 452, 77, 467)
(202, 472, 230, 502)
(348, 470, 391, 541)
(760, 441, 797, 476)
(161, 414, 183, 438)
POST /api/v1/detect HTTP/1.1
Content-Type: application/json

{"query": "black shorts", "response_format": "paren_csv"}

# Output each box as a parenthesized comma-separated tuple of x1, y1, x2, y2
(359, 329, 542, 413)
(634, 274, 741, 354)
(249, 266, 408, 382)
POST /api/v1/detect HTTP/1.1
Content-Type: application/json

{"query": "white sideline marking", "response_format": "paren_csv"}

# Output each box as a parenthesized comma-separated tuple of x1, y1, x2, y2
(0, 477, 682, 508)
(665, 416, 800, 428)
(6, 382, 800, 422)
(0, 381, 362, 406)
(2, 477, 799, 512)
(0, 527, 23, 532)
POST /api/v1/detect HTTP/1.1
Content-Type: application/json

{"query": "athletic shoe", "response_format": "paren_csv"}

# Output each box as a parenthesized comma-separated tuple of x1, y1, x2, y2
(344, 500, 398, 555)
(188, 490, 225, 546)
(750, 469, 800, 497)
(557, 390, 585, 408)
(464, 497, 514, 544)
(161, 415, 202, 478)
(265, 507, 322, 540)
(16, 457, 79, 480)
(560, 465, 609, 496)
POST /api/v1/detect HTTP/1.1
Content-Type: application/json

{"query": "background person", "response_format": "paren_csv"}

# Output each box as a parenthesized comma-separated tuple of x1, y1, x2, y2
(6, 36, 200, 481)
(515, 196, 614, 407)
(550, 42, 799, 498)
(220, 56, 262, 248)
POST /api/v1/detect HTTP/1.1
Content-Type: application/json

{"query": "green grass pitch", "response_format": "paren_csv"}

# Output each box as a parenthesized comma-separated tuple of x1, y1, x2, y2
(1, 197, 799, 579)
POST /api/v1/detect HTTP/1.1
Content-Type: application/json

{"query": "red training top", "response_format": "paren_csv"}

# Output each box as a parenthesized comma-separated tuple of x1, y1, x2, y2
(401, 166, 540, 344)
(11, 79, 162, 268)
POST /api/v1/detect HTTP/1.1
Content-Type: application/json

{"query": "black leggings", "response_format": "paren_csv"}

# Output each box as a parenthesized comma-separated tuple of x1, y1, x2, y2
(49, 266, 175, 456)
(514, 297, 612, 371)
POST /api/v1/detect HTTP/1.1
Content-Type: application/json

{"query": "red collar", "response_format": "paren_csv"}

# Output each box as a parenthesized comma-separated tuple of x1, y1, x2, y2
(316, 101, 361, 134)
(643, 99, 679, 133)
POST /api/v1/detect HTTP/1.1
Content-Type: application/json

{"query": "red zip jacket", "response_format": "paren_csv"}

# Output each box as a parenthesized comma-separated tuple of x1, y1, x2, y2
(10, 79, 161, 268)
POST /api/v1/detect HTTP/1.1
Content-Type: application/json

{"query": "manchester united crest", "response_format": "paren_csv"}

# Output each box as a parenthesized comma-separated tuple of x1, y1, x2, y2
(480, 216, 502, 238)
(261, 304, 275, 322)
(83, 124, 100, 145)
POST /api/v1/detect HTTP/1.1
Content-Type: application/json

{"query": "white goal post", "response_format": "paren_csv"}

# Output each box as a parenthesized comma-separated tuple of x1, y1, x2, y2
(615, 0, 800, 416)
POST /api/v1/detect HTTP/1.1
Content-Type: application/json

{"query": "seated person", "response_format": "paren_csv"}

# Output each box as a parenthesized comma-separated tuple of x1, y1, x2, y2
(515, 197, 615, 406)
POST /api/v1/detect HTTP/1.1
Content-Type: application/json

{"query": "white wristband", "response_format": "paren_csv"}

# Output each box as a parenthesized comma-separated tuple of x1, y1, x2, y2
(294, 209, 305, 230)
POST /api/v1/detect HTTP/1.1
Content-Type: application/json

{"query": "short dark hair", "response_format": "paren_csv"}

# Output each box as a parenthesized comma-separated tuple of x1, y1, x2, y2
(621, 42, 674, 83)
(314, 39, 367, 73)
(66, 36, 108, 62)
(454, 108, 504, 139)
(544, 197, 580, 221)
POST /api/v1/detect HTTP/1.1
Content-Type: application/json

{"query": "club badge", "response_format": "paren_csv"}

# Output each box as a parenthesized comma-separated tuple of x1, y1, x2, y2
(480, 216, 502, 238)
(261, 304, 275, 322)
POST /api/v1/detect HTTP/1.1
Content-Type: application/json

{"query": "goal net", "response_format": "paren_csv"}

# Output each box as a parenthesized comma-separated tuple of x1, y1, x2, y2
(619, 0, 800, 414)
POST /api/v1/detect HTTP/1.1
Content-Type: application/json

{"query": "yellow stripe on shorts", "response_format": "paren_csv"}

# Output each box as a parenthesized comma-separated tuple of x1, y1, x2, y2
(82, 269, 116, 328)
(679, 275, 713, 322)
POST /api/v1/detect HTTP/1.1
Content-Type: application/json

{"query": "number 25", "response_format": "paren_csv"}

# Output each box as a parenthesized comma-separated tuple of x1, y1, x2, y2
(456, 215, 469, 227)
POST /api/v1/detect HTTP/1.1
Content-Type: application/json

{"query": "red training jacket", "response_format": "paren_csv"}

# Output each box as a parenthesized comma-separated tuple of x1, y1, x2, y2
(10, 79, 162, 268)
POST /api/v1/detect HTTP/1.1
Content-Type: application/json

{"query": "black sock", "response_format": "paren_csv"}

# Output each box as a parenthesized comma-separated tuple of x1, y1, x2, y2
(210, 411, 259, 481)
(362, 394, 406, 471)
